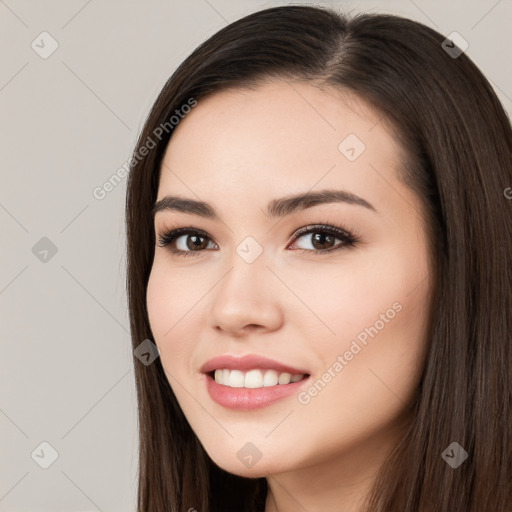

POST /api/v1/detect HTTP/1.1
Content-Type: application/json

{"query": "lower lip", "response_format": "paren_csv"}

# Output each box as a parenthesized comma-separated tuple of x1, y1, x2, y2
(204, 373, 310, 410)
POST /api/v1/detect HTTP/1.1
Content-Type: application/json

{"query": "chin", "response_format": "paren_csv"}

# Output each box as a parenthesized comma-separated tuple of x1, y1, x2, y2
(205, 450, 280, 479)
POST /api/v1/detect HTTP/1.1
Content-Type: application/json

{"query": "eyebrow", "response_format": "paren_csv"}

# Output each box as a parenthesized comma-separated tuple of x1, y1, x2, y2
(151, 188, 377, 219)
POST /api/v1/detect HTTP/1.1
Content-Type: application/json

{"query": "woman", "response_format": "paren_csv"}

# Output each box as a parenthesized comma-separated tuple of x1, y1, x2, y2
(125, 5, 512, 511)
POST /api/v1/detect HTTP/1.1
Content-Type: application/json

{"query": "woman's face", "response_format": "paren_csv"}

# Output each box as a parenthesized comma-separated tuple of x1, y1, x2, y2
(146, 80, 433, 478)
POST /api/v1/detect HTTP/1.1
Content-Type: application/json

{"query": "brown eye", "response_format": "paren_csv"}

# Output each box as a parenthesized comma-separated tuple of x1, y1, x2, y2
(288, 224, 359, 254)
(157, 228, 217, 257)
(183, 234, 209, 251)
(309, 232, 337, 251)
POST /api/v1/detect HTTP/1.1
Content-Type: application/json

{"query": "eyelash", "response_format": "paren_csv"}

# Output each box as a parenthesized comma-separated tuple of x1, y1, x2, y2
(156, 223, 361, 258)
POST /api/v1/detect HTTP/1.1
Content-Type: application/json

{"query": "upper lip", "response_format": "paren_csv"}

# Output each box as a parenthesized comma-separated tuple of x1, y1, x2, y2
(200, 354, 310, 375)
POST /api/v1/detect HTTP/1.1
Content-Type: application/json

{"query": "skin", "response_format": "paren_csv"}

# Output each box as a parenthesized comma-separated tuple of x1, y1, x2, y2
(146, 80, 433, 512)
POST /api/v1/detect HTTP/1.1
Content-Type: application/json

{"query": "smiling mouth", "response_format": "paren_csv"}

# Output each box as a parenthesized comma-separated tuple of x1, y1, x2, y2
(208, 369, 310, 389)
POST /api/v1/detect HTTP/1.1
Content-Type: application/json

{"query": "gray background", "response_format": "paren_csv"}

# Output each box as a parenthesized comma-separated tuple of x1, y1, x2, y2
(1, 1, 511, 511)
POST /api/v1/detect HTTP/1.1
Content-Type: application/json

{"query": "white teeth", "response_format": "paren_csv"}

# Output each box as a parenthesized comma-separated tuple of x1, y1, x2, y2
(213, 369, 306, 388)
(278, 372, 291, 384)
(263, 369, 278, 387)
(244, 369, 263, 388)
(228, 369, 245, 388)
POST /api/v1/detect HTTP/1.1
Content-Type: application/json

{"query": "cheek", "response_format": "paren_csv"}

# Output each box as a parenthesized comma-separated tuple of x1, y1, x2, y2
(343, 283, 428, 425)
(292, 290, 429, 453)
(146, 262, 169, 340)
(298, 240, 431, 395)
(146, 261, 197, 373)
(284, 248, 425, 344)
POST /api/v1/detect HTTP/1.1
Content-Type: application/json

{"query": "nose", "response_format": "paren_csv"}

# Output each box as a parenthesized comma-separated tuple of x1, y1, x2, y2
(208, 255, 283, 337)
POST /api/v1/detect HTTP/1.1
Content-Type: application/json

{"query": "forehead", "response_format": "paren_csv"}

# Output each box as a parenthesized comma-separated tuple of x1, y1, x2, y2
(157, 80, 405, 211)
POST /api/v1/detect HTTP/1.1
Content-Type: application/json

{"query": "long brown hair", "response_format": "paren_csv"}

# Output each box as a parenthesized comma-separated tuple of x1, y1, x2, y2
(125, 5, 512, 511)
